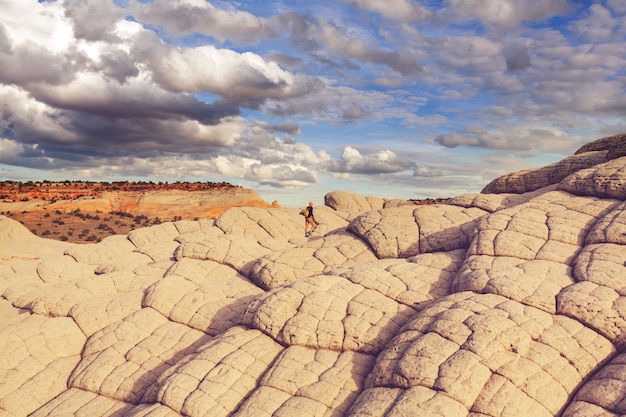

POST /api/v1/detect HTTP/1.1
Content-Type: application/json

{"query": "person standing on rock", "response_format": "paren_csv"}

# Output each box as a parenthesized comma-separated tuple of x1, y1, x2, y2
(304, 201, 318, 237)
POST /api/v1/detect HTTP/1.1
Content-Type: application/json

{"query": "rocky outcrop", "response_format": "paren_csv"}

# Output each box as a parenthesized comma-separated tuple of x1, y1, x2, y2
(2, 133, 626, 417)
(0, 186, 277, 222)
(481, 132, 626, 195)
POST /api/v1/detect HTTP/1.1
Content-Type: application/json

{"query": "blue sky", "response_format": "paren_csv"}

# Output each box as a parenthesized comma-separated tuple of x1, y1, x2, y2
(1, 0, 625, 207)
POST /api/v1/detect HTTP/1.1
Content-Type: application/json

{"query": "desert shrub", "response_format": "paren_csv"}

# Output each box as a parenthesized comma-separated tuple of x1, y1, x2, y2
(42, 230, 51, 236)
(59, 235, 68, 241)
(134, 215, 148, 224)
(44, 213, 50, 217)
(85, 234, 98, 242)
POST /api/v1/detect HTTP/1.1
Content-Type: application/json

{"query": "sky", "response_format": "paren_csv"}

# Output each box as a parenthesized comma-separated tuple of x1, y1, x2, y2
(1, 0, 625, 208)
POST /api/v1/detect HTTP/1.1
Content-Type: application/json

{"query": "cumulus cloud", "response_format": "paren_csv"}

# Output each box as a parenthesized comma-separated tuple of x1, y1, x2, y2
(570, 4, 621, 42)
(208, 155, 318, 188)
(265, 51, 304, 71)
(0, 0, 333, 190)
(264, 84, 390, 123)
(135, 42, 320, 106)
(443, 0, 571, 29)
(504, 44, 531, 72)
(276, 11, 422, 76)
(64, 0, 126, 41)
(317, 20, 422, 75)
(435, 126, 581, 153)
(413, 165, 440, 178)
(432, 35, 503, 75)
(342, 0, 431, 23)
(323, 146, 415, 175)
(1, 0, 624, 198)
(127, 0, 276, 44)
(607, 0, 626, 15)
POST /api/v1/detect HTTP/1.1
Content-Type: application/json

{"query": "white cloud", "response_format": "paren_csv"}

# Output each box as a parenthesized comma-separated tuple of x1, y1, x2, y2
(0, 138, 25, 159)
(342, 0, 431, 23)
(413, 165, 439, 178)
(1, 0, 625, 202)
(316, 20, 422, 75)
(64, 0, 126, 41)
(128, 0, 276, 44)
(607, 0, 626, 15)
(569, 4, 621, 42)
(0, 0, 73, 53)
(142, 43, 319, 103)
(323, 146, 415, 175)
(433, 35, 504, 75)
(443, 0, 570, 29)
(435, 125, 584, 154)
(207, 155, 318, 188)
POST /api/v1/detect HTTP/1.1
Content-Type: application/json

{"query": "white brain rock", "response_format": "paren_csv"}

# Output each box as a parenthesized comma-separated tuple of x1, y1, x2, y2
(2, 133, 626, 416)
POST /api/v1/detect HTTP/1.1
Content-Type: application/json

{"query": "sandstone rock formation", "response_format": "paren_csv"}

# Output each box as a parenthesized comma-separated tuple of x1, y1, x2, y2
(0, 182, 277, 223)
(1, 133, 626, 416)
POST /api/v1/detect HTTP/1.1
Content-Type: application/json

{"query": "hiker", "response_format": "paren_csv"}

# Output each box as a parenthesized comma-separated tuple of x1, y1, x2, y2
(304, 201, 317, 237)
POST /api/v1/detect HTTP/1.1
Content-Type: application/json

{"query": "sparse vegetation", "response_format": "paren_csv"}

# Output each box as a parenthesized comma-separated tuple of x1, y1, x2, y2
(0, 180, 250, 244)
(3, 206, 181, 244)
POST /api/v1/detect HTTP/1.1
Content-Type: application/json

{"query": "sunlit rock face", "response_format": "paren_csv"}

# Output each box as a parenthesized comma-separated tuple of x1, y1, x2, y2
(0, 185, 276, 221)
(2, 133, 626, 417)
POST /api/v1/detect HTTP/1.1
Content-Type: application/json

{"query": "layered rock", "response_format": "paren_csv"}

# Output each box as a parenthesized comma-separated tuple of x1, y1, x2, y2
(1, 133, 626, 417)
(0, 185, 277, 226)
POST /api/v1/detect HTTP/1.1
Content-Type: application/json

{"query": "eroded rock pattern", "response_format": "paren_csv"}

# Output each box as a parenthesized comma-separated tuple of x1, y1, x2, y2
(2, 134, 626, 416)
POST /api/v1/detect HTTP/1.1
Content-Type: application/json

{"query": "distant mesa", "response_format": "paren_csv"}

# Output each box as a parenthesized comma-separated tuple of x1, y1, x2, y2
(0, 181, 278, 242)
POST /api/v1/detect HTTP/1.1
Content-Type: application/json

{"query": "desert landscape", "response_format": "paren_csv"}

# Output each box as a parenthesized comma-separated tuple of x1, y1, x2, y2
(1, 132, 626, 417)
(0, 181, 279, 243)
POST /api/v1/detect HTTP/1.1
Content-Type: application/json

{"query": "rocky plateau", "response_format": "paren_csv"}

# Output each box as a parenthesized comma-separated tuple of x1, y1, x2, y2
(0, 181, 278, 243)
(1, 132, 626, 416)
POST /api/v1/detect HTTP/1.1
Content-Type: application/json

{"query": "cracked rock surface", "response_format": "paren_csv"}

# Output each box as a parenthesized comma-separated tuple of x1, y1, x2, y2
(2, 133, 626, 416)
